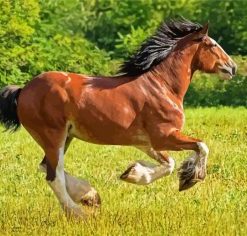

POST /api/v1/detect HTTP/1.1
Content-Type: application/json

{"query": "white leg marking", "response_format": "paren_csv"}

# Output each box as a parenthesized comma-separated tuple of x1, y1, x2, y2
(197, 142, 209, 166)
(197, 142, 209, 157)
(41, 163, 99, 207)
(150, 157, 175, 182)
(196, 142, 209, 178)
(121, 148, 176, 185)
(131, 162, 155, 184)
(149, 149, 175, 175)
(48, 147, 77, 209)
(121, 157, 175, 185)
(167, 157, 175, 174)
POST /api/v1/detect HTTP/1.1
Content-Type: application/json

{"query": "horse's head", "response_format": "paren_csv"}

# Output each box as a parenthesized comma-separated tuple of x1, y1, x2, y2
(193, 24, 237, 80)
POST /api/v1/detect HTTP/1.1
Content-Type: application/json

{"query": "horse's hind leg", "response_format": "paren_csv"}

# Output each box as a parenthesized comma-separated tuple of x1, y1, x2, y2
(120, 148, 175, 185)
(65, 173, 101, 207)
(45, 142, 86, 218)
(30, 127, 85, 219)
(39, 136, 73, 172)
(40, 137, 101, 207)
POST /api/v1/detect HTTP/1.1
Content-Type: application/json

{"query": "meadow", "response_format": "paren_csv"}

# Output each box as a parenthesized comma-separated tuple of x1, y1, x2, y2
(0, 107, 246, 235)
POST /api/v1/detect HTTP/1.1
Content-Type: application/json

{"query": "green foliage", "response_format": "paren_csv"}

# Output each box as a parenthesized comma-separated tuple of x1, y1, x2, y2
(0, 0, 40, 85)
(0, 0, 246, 106)
(0, 0, 117, 87)
(116, 26, 149, 58)
(193, 0, 247, 55)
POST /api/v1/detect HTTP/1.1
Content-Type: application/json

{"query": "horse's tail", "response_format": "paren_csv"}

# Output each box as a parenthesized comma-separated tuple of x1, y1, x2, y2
(0, 85, 22, 131)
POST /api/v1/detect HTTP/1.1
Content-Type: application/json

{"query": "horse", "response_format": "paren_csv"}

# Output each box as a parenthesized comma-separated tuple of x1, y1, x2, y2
(0, 18, 237, 219)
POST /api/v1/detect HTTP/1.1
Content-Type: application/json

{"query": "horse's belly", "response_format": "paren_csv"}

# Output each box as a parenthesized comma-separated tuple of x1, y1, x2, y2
(69, 119, 149, 146)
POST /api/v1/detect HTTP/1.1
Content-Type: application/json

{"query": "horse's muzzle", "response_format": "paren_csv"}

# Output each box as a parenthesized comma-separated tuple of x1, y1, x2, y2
(218, 60, 237, 80)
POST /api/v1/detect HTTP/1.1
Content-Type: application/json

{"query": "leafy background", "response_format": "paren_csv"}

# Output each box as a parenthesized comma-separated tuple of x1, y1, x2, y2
(0, 0, 246, 106)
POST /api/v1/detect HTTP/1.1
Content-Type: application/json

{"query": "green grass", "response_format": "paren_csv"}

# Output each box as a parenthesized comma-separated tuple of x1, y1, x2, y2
(0, 107, 246, 236)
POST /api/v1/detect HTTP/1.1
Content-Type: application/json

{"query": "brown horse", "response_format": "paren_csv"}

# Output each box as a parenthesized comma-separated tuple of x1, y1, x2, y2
(0, 19, 237, 218)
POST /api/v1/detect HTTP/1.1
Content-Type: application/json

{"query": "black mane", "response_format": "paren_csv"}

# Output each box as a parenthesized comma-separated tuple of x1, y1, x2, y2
(118, 18, 202, 76)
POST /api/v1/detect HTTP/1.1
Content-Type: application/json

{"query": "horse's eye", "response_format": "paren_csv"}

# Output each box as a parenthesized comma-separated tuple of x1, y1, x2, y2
(212, 43, 217, 48)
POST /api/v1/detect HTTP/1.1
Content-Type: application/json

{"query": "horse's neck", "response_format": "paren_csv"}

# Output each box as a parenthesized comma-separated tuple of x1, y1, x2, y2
(146, 44, 198, 100)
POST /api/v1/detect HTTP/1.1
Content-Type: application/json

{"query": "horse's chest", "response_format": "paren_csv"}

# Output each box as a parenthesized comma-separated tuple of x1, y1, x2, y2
(154, 97, 185, 130)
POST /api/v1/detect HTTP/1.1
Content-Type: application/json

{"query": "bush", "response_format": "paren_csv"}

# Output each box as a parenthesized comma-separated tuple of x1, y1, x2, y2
(0, 0, 118, 87)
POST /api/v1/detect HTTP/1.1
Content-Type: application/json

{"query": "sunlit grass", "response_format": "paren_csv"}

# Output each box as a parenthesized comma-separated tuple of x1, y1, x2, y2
(0, 107, 246, 235)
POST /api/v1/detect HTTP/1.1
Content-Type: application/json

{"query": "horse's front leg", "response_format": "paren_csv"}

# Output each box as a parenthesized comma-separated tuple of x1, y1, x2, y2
(163, 130, 209, 191)
(120, 130, 209, 191)
(120, 148, 175, 185)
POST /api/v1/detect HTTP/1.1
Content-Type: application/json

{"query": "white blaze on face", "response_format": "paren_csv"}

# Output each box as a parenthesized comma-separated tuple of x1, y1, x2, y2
(209, 37, 236, 80)
(209, 37, 231, 60)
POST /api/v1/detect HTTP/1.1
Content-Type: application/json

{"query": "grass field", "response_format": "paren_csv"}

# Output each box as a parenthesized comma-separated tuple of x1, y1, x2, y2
(0, 107, 246, 236)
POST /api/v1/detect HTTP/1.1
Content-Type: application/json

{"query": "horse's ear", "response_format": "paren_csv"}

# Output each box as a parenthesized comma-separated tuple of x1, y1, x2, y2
(200, 23, 209, 35)
(192, 22, 209, 41)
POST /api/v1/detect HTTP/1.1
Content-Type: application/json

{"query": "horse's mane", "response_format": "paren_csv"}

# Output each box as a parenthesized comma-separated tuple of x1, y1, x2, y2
(118, 18, 202, 76)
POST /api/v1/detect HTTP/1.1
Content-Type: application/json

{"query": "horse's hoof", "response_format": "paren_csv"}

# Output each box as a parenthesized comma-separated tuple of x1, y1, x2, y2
(179, 178, 199, 191)
(120, 164, 134, 181)
(178, 165, 204, 191)
(120, 161, 154, 185)
(64, 206, 87, 220)
(80, 188, 101, 207)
